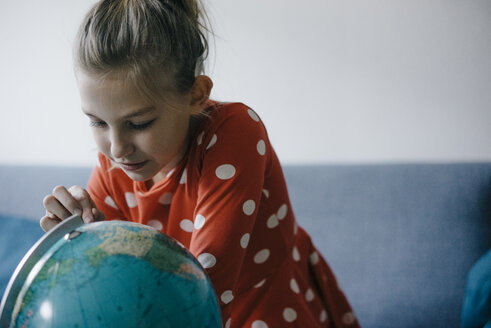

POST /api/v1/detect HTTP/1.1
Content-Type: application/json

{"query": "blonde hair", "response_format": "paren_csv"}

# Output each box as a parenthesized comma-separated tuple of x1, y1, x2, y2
(74, 0, 210, 102)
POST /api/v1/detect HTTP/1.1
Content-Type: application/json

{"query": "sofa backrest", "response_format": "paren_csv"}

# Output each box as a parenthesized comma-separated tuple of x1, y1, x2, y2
(283, 163, 491, 327)
(1, 163, 490, 327)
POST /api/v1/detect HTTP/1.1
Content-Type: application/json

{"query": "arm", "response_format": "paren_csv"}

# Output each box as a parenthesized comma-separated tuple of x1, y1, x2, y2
(187, 106, 270, 321)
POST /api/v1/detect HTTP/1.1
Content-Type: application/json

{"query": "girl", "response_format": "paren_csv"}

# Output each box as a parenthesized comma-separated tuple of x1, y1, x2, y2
(40, 0, 360, 327)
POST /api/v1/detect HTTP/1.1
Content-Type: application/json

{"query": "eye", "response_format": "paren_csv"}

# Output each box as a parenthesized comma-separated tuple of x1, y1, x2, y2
(89, 120, 107, 128)
(127, 119, 156, 131)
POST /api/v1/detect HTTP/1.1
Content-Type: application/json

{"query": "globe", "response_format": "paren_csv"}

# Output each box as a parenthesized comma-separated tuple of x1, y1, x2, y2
(0, 217, 222, 328)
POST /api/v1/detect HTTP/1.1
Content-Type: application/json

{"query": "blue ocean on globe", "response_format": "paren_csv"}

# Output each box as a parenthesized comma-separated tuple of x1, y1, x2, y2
(5, 220, 221, 328)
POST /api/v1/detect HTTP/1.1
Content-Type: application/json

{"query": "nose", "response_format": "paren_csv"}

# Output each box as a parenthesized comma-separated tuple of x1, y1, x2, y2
(110, 129, 134, 160)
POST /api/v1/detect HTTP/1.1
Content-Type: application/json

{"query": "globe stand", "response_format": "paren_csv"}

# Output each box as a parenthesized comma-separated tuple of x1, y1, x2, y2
(0, 215, 84, 328)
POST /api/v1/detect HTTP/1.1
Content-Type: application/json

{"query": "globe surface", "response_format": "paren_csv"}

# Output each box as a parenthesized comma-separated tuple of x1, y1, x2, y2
(6, 220, 221, 328)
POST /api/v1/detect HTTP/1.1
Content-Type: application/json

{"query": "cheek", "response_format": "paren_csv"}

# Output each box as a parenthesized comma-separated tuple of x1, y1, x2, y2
(92, 130, 110, 153)
(140, 134, 166, 154)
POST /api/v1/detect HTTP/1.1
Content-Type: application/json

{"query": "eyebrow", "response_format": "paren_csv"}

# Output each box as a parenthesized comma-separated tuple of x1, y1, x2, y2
(83, 106, 156, 119)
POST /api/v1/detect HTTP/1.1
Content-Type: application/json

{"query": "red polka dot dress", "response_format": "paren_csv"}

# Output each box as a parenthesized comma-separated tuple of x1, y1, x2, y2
(88, 102, 360, 328)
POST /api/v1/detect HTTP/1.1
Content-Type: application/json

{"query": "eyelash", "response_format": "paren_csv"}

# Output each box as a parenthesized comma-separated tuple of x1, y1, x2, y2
(89, 119, 156, 131)
(89, 121, 106, 128)
(128, 120, 155, 130)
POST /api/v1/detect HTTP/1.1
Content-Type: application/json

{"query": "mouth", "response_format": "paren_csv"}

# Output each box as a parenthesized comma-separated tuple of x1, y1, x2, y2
(117, 160, 148, 172)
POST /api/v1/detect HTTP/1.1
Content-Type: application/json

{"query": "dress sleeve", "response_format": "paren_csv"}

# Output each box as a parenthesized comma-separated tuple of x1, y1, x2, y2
(87, 155, 126, 221)
(188, 106, 270, 322)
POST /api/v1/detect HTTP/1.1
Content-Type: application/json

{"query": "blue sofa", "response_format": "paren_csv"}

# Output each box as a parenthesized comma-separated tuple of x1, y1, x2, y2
(1, 163, 490, 327)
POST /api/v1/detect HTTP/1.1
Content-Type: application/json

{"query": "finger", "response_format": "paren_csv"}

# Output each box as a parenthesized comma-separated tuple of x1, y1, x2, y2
(45, 209, 56, 219)
(81, 189, 105, 222)
(40, 215, 62, 232)
(51, 186, 83, 218)
(68, 186, 94, 223)
(43, 194, 73, 220)
(88, 197, 105, 221)
(88, 196, 97, 211)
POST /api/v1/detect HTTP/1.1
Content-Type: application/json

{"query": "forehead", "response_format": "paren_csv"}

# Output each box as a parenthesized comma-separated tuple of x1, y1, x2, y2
(76, 68, 181, 106)
(77, 71, 153, 114)
(76, 70, 135, 92)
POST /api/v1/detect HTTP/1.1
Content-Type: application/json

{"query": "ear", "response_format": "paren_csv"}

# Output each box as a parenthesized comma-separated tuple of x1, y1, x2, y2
(189, 75, 213, 114)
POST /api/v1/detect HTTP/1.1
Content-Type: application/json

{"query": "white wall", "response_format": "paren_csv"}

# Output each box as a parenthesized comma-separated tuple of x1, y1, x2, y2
(1, 0, 490, 167)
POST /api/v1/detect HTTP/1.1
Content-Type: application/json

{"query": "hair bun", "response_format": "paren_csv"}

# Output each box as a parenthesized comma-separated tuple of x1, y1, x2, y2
(75, 0, 211, 97)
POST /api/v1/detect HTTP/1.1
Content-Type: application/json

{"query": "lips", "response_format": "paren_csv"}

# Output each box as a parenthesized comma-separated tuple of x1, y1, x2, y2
(117, 160, 148, 171)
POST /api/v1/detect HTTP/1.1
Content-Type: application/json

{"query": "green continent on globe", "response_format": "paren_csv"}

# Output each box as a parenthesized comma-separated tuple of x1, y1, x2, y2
(145, 235, 205, 281)
(15, 257, 75, 322)
(89, 226, 157, 258)
(9, 221, 221, 328)
(34, 257, 75, 283)
(85, 223, 204, 280)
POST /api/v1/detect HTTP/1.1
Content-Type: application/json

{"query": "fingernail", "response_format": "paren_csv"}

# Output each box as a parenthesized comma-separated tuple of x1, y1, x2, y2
(74, 208, 82, 216)
(81, 215, 91, 223)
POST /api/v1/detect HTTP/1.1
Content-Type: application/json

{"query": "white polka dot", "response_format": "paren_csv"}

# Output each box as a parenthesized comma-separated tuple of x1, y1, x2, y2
(147, 220, 163, 230)
(290, 278, 300, 294)
(104, 196, 118, 209)
(256, 140, 266, 156)
(225, 318, 231, 328)
(125, 192, 137, 208)
(158, 192, 173, 205)
(292, 246, 300, 262)
(251, 320, 268, 328)
(283, 308, 297, 322)
(179, 169, 187, 184)
(197, 253, 216, 269)
(180, 219, 194, 233)
(197, 131, 204, 145)
(310, 251, 320, 265)
(305, 288, 315, 302)
(247, 109, 260, 122)
(240, 233, 250, 249)
(266, 214, 279, 229)
(166, 168, 175, 178)
(206, 134, 217, 150)
(215, 164, 236, 180)
(277, 204, 288, 220)
(262, 189, 270, 198)
(342, 312, 356, 325)
(320, 310, 328, 323)
(254, 279, 266, 288)
(243, 200, 256, 216)
(254, 249, 270, 264)
(194, 214, 206, 229)
(220, 290, 234, 304)
(293, 222, 298, 235)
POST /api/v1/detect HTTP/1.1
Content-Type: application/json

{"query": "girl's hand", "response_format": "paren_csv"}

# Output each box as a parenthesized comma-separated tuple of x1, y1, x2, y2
(40, 185, 105, 232)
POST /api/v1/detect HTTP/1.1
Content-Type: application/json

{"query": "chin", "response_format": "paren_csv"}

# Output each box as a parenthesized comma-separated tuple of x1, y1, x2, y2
(122, 170, 152, 182)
